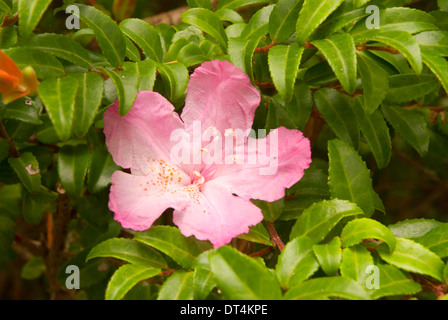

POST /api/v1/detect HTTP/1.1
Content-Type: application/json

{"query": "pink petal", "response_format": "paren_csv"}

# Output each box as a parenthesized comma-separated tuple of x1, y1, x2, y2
(109, 161, 191, 231)
(103, 91, 185, 173)
(181, 60, 260, 134)
(172, 180, 263, 248)
(210, 127, 312, 202)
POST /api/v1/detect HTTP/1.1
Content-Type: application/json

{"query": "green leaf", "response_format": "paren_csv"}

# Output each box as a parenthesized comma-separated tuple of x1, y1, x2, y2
(236, 222, 273, 246)
(314, 88, 359, 148)
(158, 271, 194, 300)
(388, 219, 443, 239)
(252, 198, 284, 222)
(355, 103, 391, 169)
(275, 236, 319, 289)
(119, 19, 164, 62)
(193, 267, 216, 300)
(217, 0, 269, 10)
(414, 31, 448, 56)
(311, 8, 368, 40)
(421, 49, 448, 95)
(8, 152, 41, 193)
(124, 37, 141, 62)
(70, 72, 104, 138)
(156, 62, 189, 105)
(414, 224, 448, 259)
(269, 0, 303, 43)
(341, 218, 397, 252)
(378, 238, 445, 282)
(106, 264, 161, 300)
(27, 34, 93, 69)
(87, 238, 167, 269)
(96, 66, 138, 117)
(1, 97, 42, 125)
(370, 264, 421, 300)
(87, 146, 119, 194)
(295, 0, 345, 44)
(187, 0, 213, 10)
(357, 51, 389, 115)
(0, 0, 12, 13)
(312, 33, 357, 94)
(289, 199, 364, 243)
(381, 105, 429, 156)
(134, 226, 202, 269)
(18, 0, 52, 38)
(57, 144, 91, 198)
(352, 29, 422, 74)
(385, 74, 440, 104)
(181, 8, 227, 52)
(340, 245, 374, 285)
(0, 26, 17, 49)
(21, 256, 46, 280)
(284, 276, 370, 300)
(209, 245, 282, 300)
(268, 43, 304, 101)
(22, 187, 57, 225)
(74, 4, 126, 68)
(38, 76, 78, 141)
(3, 48, 65, 79)
(327, 139, 381, 217)
(351, 7, 437, 37)
(312, 237, 342, 276)
(215, 8, 244, 24)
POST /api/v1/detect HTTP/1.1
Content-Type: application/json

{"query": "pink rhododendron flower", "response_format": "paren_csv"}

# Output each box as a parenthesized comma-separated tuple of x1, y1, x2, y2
(103, 59, 311, 247)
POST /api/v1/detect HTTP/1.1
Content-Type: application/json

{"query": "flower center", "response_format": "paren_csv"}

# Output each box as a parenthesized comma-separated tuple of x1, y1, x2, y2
(191, 170, 205, 188)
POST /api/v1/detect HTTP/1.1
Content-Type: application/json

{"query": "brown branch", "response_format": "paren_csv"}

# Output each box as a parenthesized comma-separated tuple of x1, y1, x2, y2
(0, 13, 18, 28)
(249, 246, 275, 258)
(0, 120, 20, 158)
(306, 40, 399, 54)
(254, 41, 277, 54)
(266, 221, 284, 251)
(254, 81, 276, 88)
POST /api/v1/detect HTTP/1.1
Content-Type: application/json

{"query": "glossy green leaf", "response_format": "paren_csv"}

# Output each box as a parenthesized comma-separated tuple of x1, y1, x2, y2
(1, 97, 42, 125)
(96, 66, 138, 117)
(217, 0, 269, 10)
(106, 264, 161, 300)
(311, 8, 367, 40)
(124, 37, 141, 62)
(158, 271, 194, 300)
(269, 0, 303, 43)
(312, 33, 357, 94)
(268, 43, 304, 101)
(357, 51, 389, 115)
(57, 144, 91, 198)
(378, 238, 445, 282)
(134, 226, 202, 269)
(370, 264, 421, 300)
(388, 219, 443, 239)
(22, 187, 57, 225)
(8, 152, 41, 193)
(312, 237, 342, 276)
(87, 146, 119, 194)
(193, 267, 216, 300)
(74, 4, 126, 68)
(87, 238, 167, 268)
(295, 0, 345, 44)
(352, 29, 422, 74)
(275, 236, 319, 289)
(70, 72, 104, 138)
(21, 256, 46, 280)
(18, 0, 52, 38)
(119, 19, 164, 62)
(341, 218, 396, 252)
(156, 62, 189, 105)
(0, 26, 18, 49)
(328, 139, 381, 217)
(421, 49, 448, 94)
(355, 103, 391, 169)
(414, 224, 448, 259)
(382, 105, 429, 156)
(385, 74, 440, 104)
(290, 199, 363, 243)
(27, 34, 92, 69)
(3, 48, 65, 79)
(236, 222, 273, 246)
(181, 8, 227, 52)
(340, 245, 374, 285)
(209, 245, 282, 300)
(284, 276, 370, 300)
(38, 77, 78, 141)
(215, 8, 244, 24)
(0, 0, 11, 13)
(414, 31, 448, 56)
(314, 88, 359, 148)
